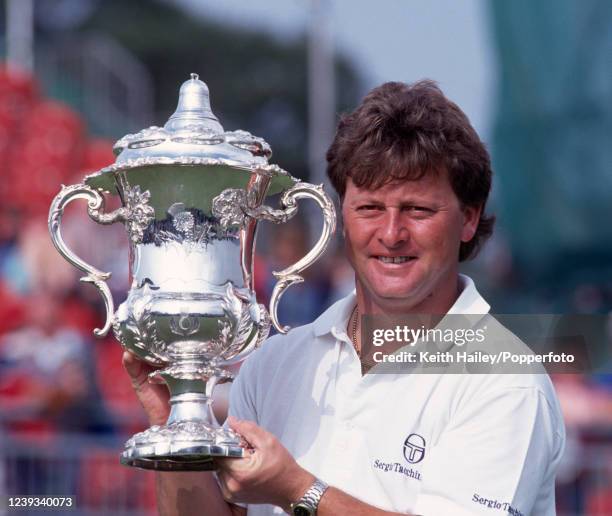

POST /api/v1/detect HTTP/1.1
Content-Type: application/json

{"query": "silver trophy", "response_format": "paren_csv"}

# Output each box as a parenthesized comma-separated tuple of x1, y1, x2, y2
(48, 74, 336, 470)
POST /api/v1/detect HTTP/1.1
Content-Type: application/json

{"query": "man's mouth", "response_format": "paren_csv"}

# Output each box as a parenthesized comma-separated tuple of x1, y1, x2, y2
(375, 256, 416, 264)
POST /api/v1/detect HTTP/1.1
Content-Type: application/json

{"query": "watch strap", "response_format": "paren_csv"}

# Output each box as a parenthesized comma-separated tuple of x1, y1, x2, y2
(291, 478, 329, 514)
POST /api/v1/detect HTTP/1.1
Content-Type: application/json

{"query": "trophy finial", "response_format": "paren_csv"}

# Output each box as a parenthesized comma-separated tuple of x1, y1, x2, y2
(164, 73, 223, 132)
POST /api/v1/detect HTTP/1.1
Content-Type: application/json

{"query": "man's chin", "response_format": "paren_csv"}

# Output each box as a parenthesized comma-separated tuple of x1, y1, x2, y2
(367, 289, 427, 311)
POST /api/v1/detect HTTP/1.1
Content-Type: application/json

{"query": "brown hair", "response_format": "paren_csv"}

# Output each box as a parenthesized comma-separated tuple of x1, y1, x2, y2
(326, 80, 495, 261)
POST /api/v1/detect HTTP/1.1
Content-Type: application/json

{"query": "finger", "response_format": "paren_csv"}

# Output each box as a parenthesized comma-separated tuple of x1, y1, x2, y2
(121, 351, 167, 399)
(122, 351, 156, 388)
(122, 351, 170, 425)
(227, 417, 270, 449)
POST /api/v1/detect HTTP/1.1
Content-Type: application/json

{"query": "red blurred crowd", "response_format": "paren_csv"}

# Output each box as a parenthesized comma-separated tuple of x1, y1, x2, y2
(0, 65, 161, 509)
(0, 65, 141, 435)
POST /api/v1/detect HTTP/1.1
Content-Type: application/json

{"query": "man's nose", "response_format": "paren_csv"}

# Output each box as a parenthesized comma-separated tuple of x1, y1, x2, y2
(379, 209, 408, 247)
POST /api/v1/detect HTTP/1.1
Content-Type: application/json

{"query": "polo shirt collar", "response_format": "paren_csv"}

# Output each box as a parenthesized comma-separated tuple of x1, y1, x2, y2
(311, 274, 490, 338)
(312, 290, 356, 338)
(448, 274, 490, 315)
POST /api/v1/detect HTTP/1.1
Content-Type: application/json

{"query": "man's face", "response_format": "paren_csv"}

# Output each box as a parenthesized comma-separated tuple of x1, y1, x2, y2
(342, 171, 480, 314)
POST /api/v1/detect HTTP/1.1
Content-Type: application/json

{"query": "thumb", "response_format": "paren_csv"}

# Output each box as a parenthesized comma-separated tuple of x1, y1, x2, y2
(227, 417, 270, 450)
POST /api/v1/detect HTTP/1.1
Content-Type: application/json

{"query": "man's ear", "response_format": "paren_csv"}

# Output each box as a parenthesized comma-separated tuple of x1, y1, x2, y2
(461, 204, 482, 243)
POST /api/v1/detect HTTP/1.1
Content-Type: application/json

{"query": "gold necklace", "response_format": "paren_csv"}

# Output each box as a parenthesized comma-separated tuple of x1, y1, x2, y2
(351, 306, 360, 356)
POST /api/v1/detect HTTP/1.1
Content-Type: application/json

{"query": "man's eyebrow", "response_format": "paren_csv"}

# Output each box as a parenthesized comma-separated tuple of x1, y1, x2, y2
(350, 195, 438, 205)
(354, 198, 384, 204)
(397, 199, 438, 206)
(348, 194, 382, 203)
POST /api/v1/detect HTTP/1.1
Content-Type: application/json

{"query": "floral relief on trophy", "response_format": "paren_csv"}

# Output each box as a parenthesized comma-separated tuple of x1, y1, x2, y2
(123, 185, 156, 244)
(211, 188, 251, 229)
(251, 303, 271, 349)
(208, 317, 235, 357)
(203, 282, 254, 360)
(145, 202, 239, 248)
(170, 126, 224, 146)
(208, 283, 243, 357)
(212, 186, 299, 232)
(224, 130, 272, 158)
(112, 125, 270, 156)
(76, 181, 154, 246)
(113, 285, 166, 365)
(126, 422, 218, 451)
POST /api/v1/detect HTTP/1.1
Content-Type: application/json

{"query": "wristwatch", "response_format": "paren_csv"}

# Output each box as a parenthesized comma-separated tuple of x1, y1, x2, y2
(290, 478, 329, 515)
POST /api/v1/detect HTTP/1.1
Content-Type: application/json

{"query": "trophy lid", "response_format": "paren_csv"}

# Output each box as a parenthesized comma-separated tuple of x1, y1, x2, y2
(85, 73, 292, 192)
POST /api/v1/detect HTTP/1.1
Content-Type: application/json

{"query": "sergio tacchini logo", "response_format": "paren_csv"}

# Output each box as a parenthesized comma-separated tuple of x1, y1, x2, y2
(403, 433, 426, 464)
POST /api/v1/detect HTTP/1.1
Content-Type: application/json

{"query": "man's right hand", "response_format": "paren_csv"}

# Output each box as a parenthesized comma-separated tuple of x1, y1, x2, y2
(122, 351, 170, 427)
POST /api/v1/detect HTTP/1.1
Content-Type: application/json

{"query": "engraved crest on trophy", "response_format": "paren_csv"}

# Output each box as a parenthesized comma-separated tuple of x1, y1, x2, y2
(48, 74, 336, 470)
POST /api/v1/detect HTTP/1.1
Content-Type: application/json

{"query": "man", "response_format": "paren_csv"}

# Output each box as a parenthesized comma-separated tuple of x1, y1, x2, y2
(124, 81, 565, 515)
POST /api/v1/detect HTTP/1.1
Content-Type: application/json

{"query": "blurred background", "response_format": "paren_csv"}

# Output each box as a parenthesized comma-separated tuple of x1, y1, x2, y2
(0, 0, 611, 514)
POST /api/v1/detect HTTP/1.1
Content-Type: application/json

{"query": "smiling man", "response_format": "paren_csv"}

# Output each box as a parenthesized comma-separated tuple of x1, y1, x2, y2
(126, 81, 565, 515)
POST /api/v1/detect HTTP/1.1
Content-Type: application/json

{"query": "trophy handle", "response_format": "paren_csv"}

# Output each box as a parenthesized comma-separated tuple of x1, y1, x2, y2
(48, 183, 126, 337)
(256, 182, 336, 334)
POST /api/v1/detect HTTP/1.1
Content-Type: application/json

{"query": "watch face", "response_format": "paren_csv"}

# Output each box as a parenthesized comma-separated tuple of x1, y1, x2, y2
(293, 506, 312, 516)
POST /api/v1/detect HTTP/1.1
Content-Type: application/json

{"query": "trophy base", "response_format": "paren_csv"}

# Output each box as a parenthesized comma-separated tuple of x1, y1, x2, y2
(121, 421, 244, 471)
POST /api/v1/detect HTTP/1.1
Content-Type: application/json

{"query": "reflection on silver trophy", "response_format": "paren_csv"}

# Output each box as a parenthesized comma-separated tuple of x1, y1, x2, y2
(48, 74, 336, 470)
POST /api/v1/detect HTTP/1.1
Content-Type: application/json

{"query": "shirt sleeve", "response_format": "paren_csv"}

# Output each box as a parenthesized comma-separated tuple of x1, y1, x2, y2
(413, 386, 565, 516)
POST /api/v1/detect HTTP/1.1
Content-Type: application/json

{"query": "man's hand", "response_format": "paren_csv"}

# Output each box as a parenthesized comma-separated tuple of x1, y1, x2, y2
(216, 417, 315, 511)
(122, 351, 170, 426)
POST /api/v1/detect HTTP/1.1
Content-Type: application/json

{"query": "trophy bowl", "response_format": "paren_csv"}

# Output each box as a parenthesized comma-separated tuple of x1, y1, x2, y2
(48, 74, 336, 470)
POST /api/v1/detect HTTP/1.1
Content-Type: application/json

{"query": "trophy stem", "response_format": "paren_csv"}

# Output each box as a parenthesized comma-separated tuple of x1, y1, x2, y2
(163, 373, 220, 428)
(167, 392, 217, 427)
(120, 366, 243, 471)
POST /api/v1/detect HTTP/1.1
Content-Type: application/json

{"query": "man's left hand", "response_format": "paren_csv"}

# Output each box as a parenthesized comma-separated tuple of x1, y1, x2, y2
(215, 417, 315, 510)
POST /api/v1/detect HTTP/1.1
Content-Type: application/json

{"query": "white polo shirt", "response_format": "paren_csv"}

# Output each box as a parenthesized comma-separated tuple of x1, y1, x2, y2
(229, 275, 565, 515)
